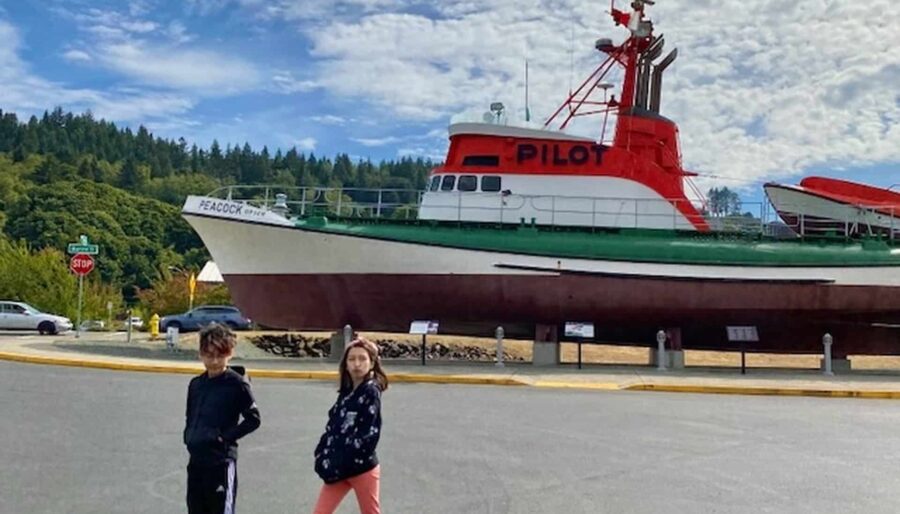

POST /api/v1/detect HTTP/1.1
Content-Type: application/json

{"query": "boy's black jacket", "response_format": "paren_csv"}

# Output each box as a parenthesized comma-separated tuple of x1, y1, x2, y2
(184, 366, 261, 466)
(314, 379, 382, 483)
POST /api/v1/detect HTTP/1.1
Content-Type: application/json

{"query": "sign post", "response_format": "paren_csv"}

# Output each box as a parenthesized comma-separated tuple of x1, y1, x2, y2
(188, 272, 197, 311)
(68, 235, 99, 339)
(726, 326, 759, 375)
(409, 320, 439, 366)
(564, 322, 595, 369)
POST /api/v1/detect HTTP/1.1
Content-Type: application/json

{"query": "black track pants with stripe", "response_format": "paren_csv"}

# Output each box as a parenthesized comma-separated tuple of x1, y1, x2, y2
(187, 460, 238, 514)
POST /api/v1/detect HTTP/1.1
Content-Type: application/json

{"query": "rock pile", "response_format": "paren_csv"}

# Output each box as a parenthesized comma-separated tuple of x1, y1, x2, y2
(250, 334, 524, 362)
(251, 334, 330, 357)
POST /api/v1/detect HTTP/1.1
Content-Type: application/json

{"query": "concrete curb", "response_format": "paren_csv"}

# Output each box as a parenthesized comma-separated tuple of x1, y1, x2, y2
(4, 350, 900, 398)
(626, 383, 900, 399)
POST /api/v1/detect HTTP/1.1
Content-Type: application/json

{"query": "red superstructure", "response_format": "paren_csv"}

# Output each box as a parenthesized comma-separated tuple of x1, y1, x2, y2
(429, 0, 710, 231)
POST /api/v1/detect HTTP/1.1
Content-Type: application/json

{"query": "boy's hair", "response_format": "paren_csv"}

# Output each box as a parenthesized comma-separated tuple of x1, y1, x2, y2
(199, 323, 237, 355)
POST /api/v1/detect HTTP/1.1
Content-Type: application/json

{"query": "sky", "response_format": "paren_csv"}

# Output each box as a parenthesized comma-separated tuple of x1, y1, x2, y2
(0, 0, 898, 202)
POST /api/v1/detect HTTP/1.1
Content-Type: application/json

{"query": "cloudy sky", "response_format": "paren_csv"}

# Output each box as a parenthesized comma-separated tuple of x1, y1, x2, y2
(1, 0, 898, 200)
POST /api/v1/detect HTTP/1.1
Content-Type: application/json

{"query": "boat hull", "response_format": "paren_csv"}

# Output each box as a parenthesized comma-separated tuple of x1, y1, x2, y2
(223, 272, 900, 356)
(182, 199, 900, 356)
(765, 183, 900, 237)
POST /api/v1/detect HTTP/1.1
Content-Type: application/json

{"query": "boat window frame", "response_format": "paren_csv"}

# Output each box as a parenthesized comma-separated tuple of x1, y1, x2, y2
(481, 175, 502, 192)
(462, 155, 500, 167)
(440, 175, 456, 191)
(457, 175, 478, 192)
(428, 175, 441, 191)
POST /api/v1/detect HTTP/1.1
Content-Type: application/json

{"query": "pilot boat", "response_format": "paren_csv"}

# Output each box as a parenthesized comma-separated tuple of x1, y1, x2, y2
(182, 1, 900, 355)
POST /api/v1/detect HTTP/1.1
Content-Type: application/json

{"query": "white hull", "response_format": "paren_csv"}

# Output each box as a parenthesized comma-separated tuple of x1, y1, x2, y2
(765, 184, 900, 236)
(182, 196, 900, 286)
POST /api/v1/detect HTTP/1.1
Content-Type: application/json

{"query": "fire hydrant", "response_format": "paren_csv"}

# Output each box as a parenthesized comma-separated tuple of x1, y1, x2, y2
(149, 313, 160, 340)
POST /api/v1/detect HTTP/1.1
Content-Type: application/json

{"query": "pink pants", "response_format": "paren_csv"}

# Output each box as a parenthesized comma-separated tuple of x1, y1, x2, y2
(312, 465, 380, 514)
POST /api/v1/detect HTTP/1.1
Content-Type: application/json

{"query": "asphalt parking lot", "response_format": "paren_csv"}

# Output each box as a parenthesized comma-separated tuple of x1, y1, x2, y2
(5, 361, 900, 513)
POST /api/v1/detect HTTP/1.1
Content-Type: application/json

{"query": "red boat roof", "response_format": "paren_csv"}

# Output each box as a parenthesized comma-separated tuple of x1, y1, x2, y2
(799, 176, 900, 208)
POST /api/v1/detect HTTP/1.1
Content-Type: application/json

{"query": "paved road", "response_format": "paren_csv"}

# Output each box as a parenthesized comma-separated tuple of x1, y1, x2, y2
(2, 361, 900, 513)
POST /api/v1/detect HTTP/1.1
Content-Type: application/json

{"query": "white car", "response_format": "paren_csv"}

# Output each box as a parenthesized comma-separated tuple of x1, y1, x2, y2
(0, 301, 73, 335)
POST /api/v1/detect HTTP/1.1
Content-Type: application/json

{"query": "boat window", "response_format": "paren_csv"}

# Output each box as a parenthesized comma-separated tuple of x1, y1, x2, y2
(481, 175, 501, 192)
(458, 175, 478, 192)
(428, 175, 441, 191)
(440, 175, 456, 191)
(462, 155, 500, 166)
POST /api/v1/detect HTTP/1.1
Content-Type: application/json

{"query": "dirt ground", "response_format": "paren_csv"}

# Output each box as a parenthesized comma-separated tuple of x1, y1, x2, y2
(225, 330, 900, 370)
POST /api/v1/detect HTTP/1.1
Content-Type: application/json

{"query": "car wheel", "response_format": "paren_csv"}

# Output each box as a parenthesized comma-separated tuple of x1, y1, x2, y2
(225, 321, 239, 330)
(38, 321, 57, 335)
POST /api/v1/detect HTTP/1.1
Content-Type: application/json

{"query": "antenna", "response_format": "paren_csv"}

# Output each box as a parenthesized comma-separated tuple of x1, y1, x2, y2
(598, 82, 614, 142)
(490, 102, 505, 124)
(568, 21, 575, 97)
(525, 59, 530, 122)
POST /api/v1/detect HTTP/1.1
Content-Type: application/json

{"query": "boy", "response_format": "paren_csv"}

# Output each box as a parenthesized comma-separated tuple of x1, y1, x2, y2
(184, 323, 261, 514)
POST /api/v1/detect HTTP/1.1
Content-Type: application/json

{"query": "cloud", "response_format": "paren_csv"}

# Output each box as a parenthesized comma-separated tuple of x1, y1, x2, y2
(10, 0, 898, 190)
(62, 49, 92, 63)
(56, 5, 261, 94)
(166, 21, 194, 44)
(95, 41, 261, 93)
(272, 72, 318, 93)
(0, 19, 194, 123)
(120, 20, 157, 33)
(86, 24, 126, 39)
(269, 0, 900, 189)
(184, 0, 270, 16)
(248, 0, 416, 22)
(309, 114, 349, 125)
(396, 145, 444, 161)
(351, 136, 400, 147)
(296, 137, 317, 151)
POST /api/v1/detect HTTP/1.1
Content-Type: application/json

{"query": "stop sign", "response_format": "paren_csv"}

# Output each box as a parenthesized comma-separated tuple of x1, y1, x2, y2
(69, 253, 95, 276)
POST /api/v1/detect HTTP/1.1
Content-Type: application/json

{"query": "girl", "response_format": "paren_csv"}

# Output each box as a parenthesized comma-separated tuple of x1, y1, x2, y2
(313, 338, 388, 514)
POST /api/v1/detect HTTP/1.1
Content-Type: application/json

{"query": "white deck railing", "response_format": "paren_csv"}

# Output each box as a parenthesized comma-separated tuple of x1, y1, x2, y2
(206, 185, 898, 241)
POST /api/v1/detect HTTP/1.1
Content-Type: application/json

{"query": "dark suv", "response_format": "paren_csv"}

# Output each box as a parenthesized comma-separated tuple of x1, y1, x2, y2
(160, 305, 252, 332)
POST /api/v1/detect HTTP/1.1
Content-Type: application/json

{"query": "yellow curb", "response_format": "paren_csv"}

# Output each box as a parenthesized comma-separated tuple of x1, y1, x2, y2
(0, 351, 524, 386)
(626, 383, 900, 399)
(0, 351, 202, 375)
(0, 350, 342, 380)
(245, 369, 337, 380)
(390, 373, 527, 387)
(533, 381, 623, 391)
(6, 351, 898, 398)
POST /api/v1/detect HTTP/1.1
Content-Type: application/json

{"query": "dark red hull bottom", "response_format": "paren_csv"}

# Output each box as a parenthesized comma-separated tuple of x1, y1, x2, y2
(226, 274, 900, 357)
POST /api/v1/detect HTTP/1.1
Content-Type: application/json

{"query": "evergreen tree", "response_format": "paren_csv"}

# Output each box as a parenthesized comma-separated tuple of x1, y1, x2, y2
(119, 157, 149, 191)
(207, 140, 224, 180)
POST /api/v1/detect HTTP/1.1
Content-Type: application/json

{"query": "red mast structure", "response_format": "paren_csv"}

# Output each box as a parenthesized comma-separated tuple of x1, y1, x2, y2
(545, 0, 708, 220)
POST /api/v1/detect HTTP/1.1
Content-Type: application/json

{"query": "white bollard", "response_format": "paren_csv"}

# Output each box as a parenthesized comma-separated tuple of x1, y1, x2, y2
(656, 330, 667, 371)
(166, 326, 179, 352)
(495, 326, 505, 367)
(823, 333, 834, 376)
(343, 324, 353, 344)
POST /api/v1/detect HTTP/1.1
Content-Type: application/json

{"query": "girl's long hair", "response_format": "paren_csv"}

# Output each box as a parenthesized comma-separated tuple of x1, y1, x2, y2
(339, 337, 389, 394)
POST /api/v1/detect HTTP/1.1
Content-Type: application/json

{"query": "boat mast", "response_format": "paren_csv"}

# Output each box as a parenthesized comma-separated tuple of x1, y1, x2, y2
(544, 0, 658, 136)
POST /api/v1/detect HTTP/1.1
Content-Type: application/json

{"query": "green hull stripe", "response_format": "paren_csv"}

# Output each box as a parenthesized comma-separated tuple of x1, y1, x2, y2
(295, 218, 900, 268)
